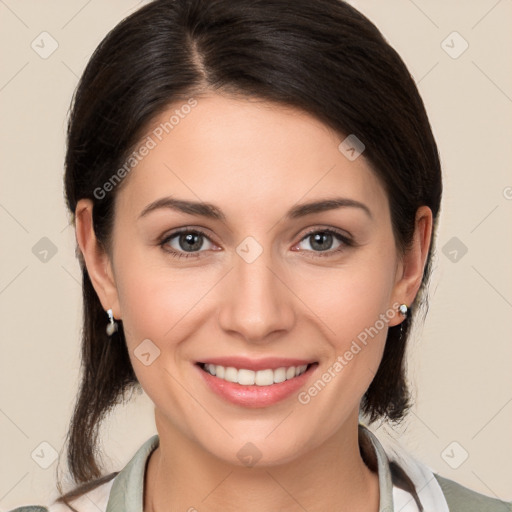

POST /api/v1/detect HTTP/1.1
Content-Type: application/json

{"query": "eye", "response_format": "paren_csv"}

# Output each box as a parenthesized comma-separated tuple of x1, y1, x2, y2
(294, 228, 353, 257)
(159, 228, 217, 259)
(159, 227, 354, 260)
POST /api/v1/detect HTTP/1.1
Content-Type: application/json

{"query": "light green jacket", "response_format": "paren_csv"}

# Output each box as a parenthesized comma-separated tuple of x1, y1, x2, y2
(9, 425, 512, 511)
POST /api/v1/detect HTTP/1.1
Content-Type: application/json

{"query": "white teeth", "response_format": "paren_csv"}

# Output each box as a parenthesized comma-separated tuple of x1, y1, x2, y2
(238, 368, 255, 385)
(202, 363, 309, 386)
(224, 366, 238, 383)
(273, 367, 287, 383)
(255, 369, 274, 386)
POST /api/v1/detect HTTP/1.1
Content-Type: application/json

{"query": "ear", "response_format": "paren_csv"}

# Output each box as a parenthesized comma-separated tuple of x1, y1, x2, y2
(388, 205, 433, 327)
(75, 199, 121, 320)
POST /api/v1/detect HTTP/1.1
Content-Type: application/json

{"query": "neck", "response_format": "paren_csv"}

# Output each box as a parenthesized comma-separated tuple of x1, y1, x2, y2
(144, 415, 380, 512)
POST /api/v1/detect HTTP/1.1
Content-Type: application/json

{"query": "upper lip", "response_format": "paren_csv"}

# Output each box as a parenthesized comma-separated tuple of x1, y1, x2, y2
(198, 357, 316, 372)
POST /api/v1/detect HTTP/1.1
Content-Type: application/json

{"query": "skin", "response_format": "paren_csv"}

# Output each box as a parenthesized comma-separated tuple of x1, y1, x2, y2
(75, 93, 432, 511)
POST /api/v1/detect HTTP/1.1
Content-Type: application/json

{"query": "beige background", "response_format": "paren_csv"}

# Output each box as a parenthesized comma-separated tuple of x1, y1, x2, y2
(1, 0, 511, 508)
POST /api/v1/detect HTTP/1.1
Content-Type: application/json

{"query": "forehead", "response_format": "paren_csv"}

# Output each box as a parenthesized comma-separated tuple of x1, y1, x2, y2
(114, 93, 389, 224)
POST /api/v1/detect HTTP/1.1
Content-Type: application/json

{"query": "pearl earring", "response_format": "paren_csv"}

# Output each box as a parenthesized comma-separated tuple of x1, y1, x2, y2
(398, 304, 409, 342)
(106, 308, 118, 336)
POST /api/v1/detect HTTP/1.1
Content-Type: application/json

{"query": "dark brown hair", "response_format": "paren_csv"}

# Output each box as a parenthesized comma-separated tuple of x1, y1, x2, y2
(56, 0, 441, 507)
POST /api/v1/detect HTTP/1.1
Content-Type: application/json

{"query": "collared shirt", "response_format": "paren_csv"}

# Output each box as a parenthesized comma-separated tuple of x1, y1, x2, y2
(45, 424, 452, 512)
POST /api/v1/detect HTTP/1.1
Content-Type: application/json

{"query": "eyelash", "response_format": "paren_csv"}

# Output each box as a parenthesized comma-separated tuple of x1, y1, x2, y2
(159, 227, 354, 260)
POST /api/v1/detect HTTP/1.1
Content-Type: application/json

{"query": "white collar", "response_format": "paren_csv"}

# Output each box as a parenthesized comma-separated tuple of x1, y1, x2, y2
(362, 424, 450, 511)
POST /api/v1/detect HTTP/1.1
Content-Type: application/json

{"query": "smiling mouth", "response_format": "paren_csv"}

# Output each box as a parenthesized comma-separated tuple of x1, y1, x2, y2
(197, 362, 317, 386)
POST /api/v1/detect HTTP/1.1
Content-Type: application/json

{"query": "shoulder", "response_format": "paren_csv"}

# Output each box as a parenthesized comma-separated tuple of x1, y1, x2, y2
(46, 477, 115, 512)
(7, 476, 115, 512)
(7, 435, 157, 512)
(434, 473, 512, 511)
(7, 508, 48, 512)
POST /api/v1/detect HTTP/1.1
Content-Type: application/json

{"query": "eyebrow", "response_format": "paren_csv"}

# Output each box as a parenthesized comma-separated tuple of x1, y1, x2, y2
(137, 196, 373, 221)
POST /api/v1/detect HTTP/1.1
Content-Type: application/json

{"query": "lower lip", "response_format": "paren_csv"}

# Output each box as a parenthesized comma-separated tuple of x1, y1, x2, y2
(195, 363, 318, 408)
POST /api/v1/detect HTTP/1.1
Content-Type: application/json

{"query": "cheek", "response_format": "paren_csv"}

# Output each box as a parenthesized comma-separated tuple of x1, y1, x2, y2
(113, 246, 221, 372)
(117, 271, 206, 349)
(296, 253, 397, 343)
(293, 265, 395, 429)
(291, 248, 397, 403)
(112, 254, 202, 413)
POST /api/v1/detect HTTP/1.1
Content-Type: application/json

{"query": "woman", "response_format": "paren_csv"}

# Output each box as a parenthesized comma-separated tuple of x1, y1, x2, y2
(9, 0, 511, 510)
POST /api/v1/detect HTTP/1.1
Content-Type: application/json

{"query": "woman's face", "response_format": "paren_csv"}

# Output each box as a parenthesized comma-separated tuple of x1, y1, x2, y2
(84, 93, 426, 466)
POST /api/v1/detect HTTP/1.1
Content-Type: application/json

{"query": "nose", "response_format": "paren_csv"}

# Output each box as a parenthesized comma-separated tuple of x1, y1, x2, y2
(217, 245, 296, 344)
